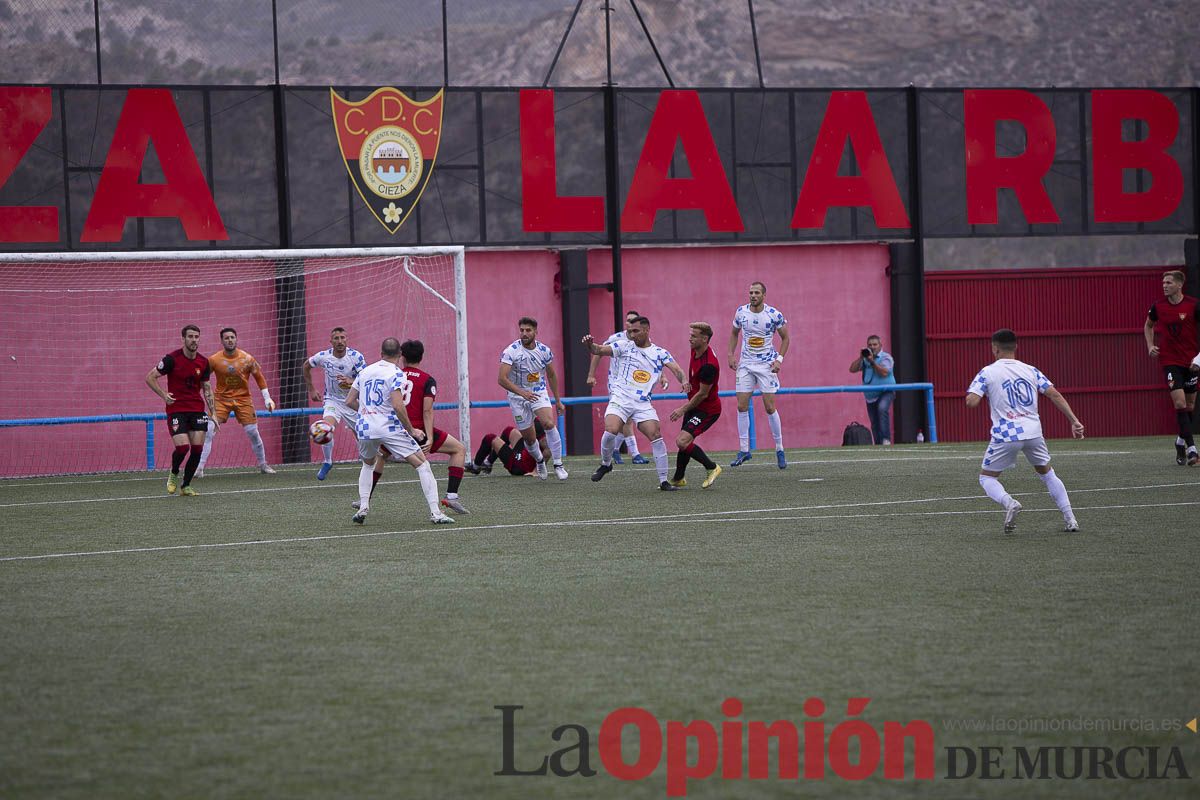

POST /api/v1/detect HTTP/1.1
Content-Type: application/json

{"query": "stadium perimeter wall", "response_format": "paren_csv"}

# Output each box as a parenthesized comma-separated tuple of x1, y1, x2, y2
(1, 243, 888, 475)
(927, 266, 1171, 442)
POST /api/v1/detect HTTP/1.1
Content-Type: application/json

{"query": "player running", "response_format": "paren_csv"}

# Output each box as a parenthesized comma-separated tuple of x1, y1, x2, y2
(144, 324, 216, 496)
(667, 322, 723, 488)
(586, 309, 650, 465)
(1144, 270, 1200, 465)
(352, 340, 471, 514)
(196, 327, 276, 477)
(583, 315, 687, 491)
(966, 329, 1084, 534)
(728, 281, 790, 469)
(344, 338, 453, 525)
(498, 317, 568, 480)
(303, 327, 367, 480)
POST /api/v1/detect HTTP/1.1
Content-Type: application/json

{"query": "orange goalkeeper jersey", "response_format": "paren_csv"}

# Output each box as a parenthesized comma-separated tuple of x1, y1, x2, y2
(208, 348, 268, 401)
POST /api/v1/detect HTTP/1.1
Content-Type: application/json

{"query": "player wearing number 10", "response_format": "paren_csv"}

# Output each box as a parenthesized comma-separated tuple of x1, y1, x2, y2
(966, 329, 1085, 534)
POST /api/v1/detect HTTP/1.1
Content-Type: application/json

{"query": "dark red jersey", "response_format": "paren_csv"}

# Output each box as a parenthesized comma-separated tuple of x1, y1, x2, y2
(1148, 295, 1200, 367)
(156, 349, 211, 413)
(688, 346, 721, 416)
(402, 366, 437, 429)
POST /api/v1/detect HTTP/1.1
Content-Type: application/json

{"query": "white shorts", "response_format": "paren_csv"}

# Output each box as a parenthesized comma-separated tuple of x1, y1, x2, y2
(323, 400, 359, 429)
(508, 391, 552, 429)
(604, 399, 659, 425)
(981, 437, 1051, 472)
(358, 429, 421, 463)
(736, 361, 780, 394)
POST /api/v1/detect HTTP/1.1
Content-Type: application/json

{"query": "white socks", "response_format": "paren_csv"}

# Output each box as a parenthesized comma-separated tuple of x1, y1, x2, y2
(544, 425, 563, 464)
(600, 430, 619, 465)
(415, 460, 441, 515)
(198, 427, 215, 469)
(979, 474, 1013, 507)
(766, 410, 783, 450)
(524, 437, 544, 463)
(650, 437, 669, 482)
(1039, 469, 1074, 519)
(625, 434, 641, 458)
(737, 411, 750, 451)
(322, 441, 334, 465)
(245, 423, 266, 465)
(358, 462, 375, 511)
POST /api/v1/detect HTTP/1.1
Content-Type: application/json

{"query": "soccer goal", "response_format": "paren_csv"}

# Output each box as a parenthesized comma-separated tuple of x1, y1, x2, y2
(0, 246, 467, 477)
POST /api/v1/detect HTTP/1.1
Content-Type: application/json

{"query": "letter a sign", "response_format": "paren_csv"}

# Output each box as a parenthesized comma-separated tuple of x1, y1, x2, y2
(330, 87, 444, 234)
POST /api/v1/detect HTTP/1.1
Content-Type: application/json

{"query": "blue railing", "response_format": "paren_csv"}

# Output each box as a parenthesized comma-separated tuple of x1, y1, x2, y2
(0, 383, 935, 469)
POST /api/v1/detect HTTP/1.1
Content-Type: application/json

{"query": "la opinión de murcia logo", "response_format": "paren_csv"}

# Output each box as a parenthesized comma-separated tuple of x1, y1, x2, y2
(495, 700, 1193, 796)
(495, 697, 936, 797)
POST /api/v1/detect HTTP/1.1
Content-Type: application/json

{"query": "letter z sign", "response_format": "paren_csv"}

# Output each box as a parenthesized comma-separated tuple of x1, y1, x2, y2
(0, 87, 227, 243)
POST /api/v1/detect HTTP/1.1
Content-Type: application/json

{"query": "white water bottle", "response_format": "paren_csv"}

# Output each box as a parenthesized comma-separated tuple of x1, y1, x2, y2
(916, 430, 925, 443)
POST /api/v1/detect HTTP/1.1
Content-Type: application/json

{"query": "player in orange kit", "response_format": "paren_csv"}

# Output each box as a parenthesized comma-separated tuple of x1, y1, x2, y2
(196, 327, 277, 476)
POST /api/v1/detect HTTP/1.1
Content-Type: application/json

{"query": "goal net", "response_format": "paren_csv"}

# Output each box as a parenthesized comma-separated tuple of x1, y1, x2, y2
(0, 246, 468, 478)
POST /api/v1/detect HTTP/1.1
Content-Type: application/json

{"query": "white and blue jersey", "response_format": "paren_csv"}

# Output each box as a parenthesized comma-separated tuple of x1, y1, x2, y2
(352, 360, 414, 440)
(608, 338, 674, 405)
(603, 331, 629, 382)
(733, 304, 787, 364)
(308, 348, 367, 403)
(500, 339, 554, 397)
(967, 359, 1052, 442)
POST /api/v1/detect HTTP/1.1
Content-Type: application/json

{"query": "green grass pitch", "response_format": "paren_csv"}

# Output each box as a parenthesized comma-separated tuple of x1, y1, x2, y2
(1, 437, 1197, 798)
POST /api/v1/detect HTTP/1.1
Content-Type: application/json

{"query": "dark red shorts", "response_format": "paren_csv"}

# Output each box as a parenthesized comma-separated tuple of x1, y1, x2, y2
(505, 449, 536, 476)
(428, 427, 451, 453)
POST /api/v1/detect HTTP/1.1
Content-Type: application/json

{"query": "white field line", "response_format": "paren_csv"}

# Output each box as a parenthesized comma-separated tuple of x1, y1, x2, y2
(1, 484, 1194, 563)
(0, 450, 1132, 489)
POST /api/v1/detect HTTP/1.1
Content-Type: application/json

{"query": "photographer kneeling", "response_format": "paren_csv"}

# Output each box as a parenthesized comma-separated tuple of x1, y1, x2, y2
(849, 335, 897, 445)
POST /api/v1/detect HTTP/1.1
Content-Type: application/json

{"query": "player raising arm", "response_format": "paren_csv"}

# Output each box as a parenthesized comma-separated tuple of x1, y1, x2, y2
(145, 324, 217, 496)
(583, 315, 687, 491)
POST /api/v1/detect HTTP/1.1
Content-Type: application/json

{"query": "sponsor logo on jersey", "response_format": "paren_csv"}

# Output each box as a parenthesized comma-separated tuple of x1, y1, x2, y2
(748, 336, 766, 348)
(632, 370, 652, 384)
(527, 373, 540, 383)
(330, 87, 445, 234)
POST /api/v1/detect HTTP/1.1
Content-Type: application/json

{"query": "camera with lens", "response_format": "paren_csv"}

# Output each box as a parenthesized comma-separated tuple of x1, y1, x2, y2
(860, 348, 872, 359)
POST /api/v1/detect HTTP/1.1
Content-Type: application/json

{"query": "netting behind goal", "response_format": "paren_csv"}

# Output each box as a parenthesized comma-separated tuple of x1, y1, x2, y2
(0, 247, 466, 478)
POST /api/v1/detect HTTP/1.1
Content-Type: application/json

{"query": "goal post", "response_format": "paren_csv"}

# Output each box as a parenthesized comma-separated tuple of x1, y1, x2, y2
(0, 246, 468, 477)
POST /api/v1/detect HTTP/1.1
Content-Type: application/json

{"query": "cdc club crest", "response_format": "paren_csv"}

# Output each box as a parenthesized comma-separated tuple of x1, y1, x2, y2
(330, 87, 445, 234)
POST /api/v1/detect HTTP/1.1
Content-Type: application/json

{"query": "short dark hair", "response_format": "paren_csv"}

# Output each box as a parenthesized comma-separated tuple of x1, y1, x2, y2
(400, 339, 424, 364)
(991, 329, 1018, 349)
(331, 326, 346, 335)
(181, 324, 200, 337)
(220, 327, 237, 338)
(867, 334, 881, 343)
(630, 315, 650, 327)
(381, 337, 401, 357)
(750, 281, 766, 292)
(625, 309, 639, 319)
(518, 317, 538, 329)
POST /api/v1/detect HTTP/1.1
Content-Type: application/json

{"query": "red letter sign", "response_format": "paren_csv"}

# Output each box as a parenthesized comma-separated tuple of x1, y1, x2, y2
(792, 91, 909, 229)
(620, 90, 743, 233)
(964, 89, 1059, 225)
(520, 89, 604, 232)
(1091, 89, 1183, 223)
(0, 87, 58, 242)
(82, 89, 226, 242)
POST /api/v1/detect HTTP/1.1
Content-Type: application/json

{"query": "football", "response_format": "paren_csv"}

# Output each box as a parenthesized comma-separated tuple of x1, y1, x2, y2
(309, 420, 334, 444)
